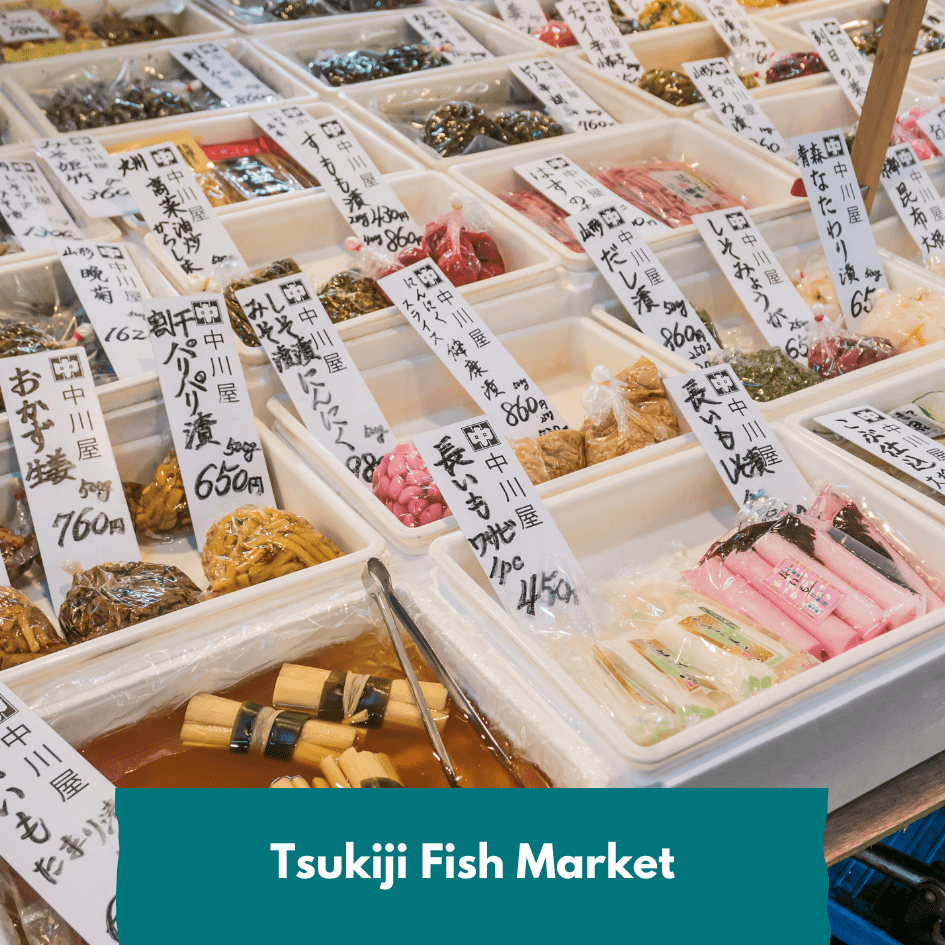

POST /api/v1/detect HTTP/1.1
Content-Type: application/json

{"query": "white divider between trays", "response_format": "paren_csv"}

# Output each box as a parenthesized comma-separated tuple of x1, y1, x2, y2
(429, 423, 945, 806)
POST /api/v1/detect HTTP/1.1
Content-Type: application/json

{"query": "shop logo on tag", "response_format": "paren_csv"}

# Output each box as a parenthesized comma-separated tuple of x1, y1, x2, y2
(193, 299, 224, 325)
(0, 693, 17, 721)
(151, 146, 179, 167)
(462, 420, 500, 451)
(281, 279, 310, 304)
(50, 353, 84, 381)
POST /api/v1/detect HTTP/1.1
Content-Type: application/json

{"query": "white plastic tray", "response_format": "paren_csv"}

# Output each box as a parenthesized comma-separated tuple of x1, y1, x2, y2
(93, 100, 421, 219)
(337, 55, 663, 168)
(2, 39, 318, 139)
(270, 313, 696, 555)
(0, 89, 47, 151)
(787, 361, 945, 528)
(0, 394, 384, 657)
(430, 425, 945, 806)
(259, 5, 547, 95)
(143, 169, 562, 346)
(449, 118, 802, 271)
(589, 211, 945, 418)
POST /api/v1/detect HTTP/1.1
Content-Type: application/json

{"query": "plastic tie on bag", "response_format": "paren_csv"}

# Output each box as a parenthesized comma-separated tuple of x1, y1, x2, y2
(580, 364, 633, 440)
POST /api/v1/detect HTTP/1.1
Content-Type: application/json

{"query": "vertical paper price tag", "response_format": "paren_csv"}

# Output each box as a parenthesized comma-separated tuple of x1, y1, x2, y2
(0, 8, 58, 41)
(792, 129, 888, 329)
(254, 107, 423, 254)
(379, 260, 567, 439)
(0, 683, 118, 945)
(492, 0, 546, 34)
(888, 404, 945, 438)
(683, 58, 790, 158)
(0, 347, 139, 609)
(664, 365, 812, 508)
(917, 103, 945, 154)
(403, 10, 493, 64)
(610, 0, 644, 15)
(169, 42, 280, 107)
(514, 153, 670, 232)
(414, 417, 590, 629)
(692, 0, 776, 68)
(800, 18, 870, 112)
(34, 135, 137, 218)
(567, 199, 719, 366)
(879, 143, 945, 260)
(145, 294, 274, 544)
(0, 158, 81, 251)
(510, 60, 617, 132)
(117, 142, 247, 282)
(233, 273, 392, 486)
(691, 208, 812, 360)
(815, 405, 945, 495)
(554, 0, 642, 86)
(55, 240, 155, 380)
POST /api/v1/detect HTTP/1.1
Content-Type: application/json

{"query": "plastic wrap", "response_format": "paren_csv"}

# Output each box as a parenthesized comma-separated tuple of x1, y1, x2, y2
(223, 258, 301, 347)
(372, 443, 451, 528)
(127, 449, 192, 534)
(511, 430, 587, 486)
(204, 0, 334, 23)
(201, 504, 345, 596)
(807, 316, 898, 380)
(845, 16, 945, 59)
(58, 561, 202, 644)
(0, 524, 40, 583)
(634, 0, 702, 28)
(421, 195, 506, 286)
(530, 17, 577, 47)
(36, 56, 227, 132)
(309, 44, 445, 87)
(0, 859, 83, 945)
(329, 0, 423, 11)
(0, 587, 66, 670)
(765, 52, 826, 83)
(501, 189, 583, 253)
(593, 160, 750, 227)
(707, 346, 823, 403)
(317, 268, 392, 324)
(793, 256, 843, 323)
(862, 288, 945, 352)
(199, 137, 319, 204)
(579, 360, 680, 466)
(890, 103, 942, 161)
(91, 2, 177, 45)
(0, 0, 105, 62)
(637, 69, 703, 107)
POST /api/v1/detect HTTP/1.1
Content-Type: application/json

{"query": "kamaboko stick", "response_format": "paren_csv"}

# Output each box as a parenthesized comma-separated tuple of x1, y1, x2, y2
(181, 693, 364, 768)
(684, 557, 827, 660)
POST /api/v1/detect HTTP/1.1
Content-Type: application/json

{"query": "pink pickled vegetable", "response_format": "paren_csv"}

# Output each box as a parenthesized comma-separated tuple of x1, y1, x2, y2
(372, 443, 451, 528)
(502, 190, 584, 254)
(685, 557, 827, 660)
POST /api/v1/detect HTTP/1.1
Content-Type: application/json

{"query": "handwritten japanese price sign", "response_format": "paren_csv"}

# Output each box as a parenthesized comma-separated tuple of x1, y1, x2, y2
(800, 17, 871, 112)
(233, 272, 392, 485)
(692, 0, 776, 68)
(879, 143, 945, 261)
(917, 104, 945, 157)
(146, 294, 274, 543)
(816, 406, 945, 496)
(0, 8, 58, 42)
(404, 9, 493, 64)
(792, 129, 888, 329)
(55, 240, 155, 380)
(554, 0, 642, 86)
(683, 58, 790, 157)
(889, 404, 945, 439)
(0, 158, 81, 251)
(510, 60, 617, 132)
(0, 683, 118, 945)
(169, 42, 280, 107)
(691, 208, 812, 360)
(664, 365, 812, 509)
(34, 136, 137, 219)
(567, 199, 719, 366)
(414, 417, 591, 631)
(492, 0, 546, 34)
(254, 107, 422, 253)
(379, 259, 567, 439)
(0, 347, 139, 609)
(117, 141, 247, 282)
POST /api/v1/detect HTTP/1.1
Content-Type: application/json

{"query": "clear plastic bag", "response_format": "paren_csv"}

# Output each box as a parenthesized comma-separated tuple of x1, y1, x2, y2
(201, 504, 345, 596)
(421, 194, 506, 286)
(511, 430, 587, 486)
(861, 287, 945, 352)
(199, 136, 319, 204)
(372, 442, 451, 528)
(91, 0, 177, 46)
(890, 101, 942, 160)
(807, 314, 898, 379)
(309, 43, 446, 87)
(530, 17, 577, 47)
(223, 257, 302, 346)
(203, 0, 334, 26)
(501, 189, 583, 253)
(706, 346, 823, 403)
(0, 586, 66, 671)
(764, 52, 827, 84)
(0, 0, 105, 62)
(126, 448, 192, 535)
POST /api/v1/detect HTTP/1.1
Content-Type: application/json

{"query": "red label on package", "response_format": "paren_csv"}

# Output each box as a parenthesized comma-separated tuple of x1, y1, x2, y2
(764, 557, 844, 623)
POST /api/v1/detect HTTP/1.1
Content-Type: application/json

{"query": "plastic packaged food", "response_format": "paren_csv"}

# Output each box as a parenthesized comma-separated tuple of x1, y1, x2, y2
(266, 0, 330, 17)
(0, 524, 40, 582)
(890, 104, 942, 161)
(531, 17, 577, 47)
(317, 268, 392, 324)
(201, 505, 345, 596)
(511, 429, 587, 486)
(862, 288, 945, 351)
(580, 360, 680, 465)
(707, 346, 822, 403)
(635, 0, 702, 28)
(330, 0, 422, 10)
(807, 316, 897, 379)
(638, 69, 703, 107)
(421, 196, 506, 286)
(421, 100, 563, 157)
(58, 561, 202, 643)
(372, 442, 451, 528)
(309, 44, 445, 87)
(224, 258, 301, 346)
(495, 108, 565, 144)
(0, 587, 65, 670)
(501, 189, 583, 253)
(91, 2, 177, 46)
(201, 138, 320, 203)
(594, 160, 750, 228)
(129, 450, 192, 534)
(765, 52, 826, 83)
(845, 16, 945, 58)
(1, 0, 105, 62)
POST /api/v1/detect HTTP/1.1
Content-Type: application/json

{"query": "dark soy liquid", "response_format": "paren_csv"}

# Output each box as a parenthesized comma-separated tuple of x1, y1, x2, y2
(80, 633, 550, 789)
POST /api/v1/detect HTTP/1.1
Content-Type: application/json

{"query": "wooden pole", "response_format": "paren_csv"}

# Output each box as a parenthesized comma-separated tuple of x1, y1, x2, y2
(851, 0, 927, 212)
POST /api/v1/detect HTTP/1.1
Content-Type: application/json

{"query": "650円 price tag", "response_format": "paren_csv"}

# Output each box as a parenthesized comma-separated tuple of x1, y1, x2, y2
(0, 347, 139, 609)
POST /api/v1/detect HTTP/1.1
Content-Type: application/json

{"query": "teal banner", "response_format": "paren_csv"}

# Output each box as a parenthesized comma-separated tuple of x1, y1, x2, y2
(119, 788, 829, 944)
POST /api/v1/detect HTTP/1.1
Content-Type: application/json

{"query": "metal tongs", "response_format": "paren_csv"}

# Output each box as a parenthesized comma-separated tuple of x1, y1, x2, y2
(362, 557, 525, 788)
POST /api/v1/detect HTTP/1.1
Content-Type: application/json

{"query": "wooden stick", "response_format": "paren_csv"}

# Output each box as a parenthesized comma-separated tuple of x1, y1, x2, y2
(319, 755, 351, 789)
(338, 748, 404, 788)
(851, 0, 927, 211)
(274, 664, 449, 711)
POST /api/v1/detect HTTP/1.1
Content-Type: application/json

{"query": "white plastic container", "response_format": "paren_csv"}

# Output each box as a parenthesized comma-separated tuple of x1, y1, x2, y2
(787, 361, 945, 528)
(3, 39, 318, 139)
(589, 212, 945, 418)
(430, 425, 945, 806)
(693, 80, 936, 176)
(270, 313, 695, 555)
(143, 169, 562, 344)
(195, 0, 341, 35)
(259, 6, 548, 95)
(0, 394, 384, 642)
(0, 89, 47, 151)
(337, 55, 663, 168)
(92, 100, 421, 219)
(449, 118, 802, 271)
